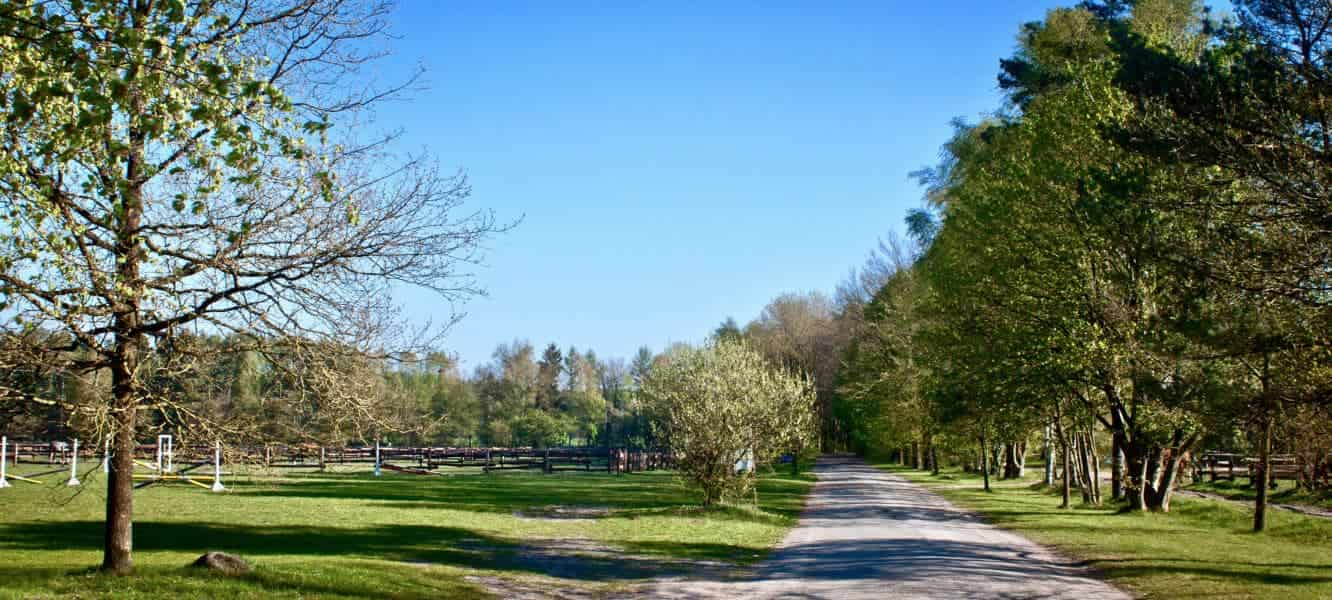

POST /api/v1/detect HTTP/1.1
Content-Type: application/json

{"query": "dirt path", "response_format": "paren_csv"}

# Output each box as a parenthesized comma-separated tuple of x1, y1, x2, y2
(638, 456, 1134, 600)
(1176, 488, 1332, 519)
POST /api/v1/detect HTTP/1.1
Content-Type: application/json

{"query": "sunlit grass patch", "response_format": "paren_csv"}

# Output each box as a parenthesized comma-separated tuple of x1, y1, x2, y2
(0, 465, 813, 598)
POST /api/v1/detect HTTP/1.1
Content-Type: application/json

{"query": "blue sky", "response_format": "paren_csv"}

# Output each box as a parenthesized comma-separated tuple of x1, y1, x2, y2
(377, 1, 1073, 369)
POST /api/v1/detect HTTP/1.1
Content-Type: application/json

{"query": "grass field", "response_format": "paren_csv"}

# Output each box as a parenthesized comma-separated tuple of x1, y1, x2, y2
(882, 464, 1332, 600)
(0, 462, 814, 599)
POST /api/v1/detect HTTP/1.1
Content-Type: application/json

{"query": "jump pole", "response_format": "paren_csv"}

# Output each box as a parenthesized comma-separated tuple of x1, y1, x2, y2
(102, 437, 109, 474)
(66, 439, 80, 486)
(211, 441, 225, 492)
(0, 436, 10, 489)
(374, 440, 381, 477)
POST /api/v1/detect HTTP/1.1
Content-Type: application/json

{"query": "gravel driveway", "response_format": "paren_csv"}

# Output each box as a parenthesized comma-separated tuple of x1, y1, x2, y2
(640, 456, 1134, 599)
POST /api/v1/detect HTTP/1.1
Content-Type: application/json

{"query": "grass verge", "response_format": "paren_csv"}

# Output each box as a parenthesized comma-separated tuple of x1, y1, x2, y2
(0, 462, 814, 599)
(878, 464, 1332, 600)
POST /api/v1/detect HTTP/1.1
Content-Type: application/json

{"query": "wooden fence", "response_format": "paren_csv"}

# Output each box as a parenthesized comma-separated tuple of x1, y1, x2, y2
(1, 439, 671, 476)
(1194, 451, 1301, 487)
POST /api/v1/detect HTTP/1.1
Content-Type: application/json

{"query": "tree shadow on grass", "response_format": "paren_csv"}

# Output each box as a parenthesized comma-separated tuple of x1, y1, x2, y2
(0, 519, 753, 583)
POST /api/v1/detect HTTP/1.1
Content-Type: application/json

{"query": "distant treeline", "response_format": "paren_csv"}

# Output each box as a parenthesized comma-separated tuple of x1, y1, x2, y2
(0, 332, 659, 450)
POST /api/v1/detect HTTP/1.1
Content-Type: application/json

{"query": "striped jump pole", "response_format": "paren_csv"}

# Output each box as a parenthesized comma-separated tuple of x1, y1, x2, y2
(66, 439, 81, 486)
(0, 436, 10, 489)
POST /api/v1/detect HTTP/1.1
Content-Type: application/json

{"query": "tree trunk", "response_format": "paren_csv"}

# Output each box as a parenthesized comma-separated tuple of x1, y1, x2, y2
(980, 433, 991, 492)
(1111, 408, 1123, 501)
(1148, 450, 1187, 512)
(102, 377, 138, 573)
(1255, 353, 1273, 532)
(930, 445, 940, 476)
(103, 2, 149, 573)
(1058, 421, 1071, 509)
(103, 324, 141, 573)
(1121, 436, 1149, 511)
(1076, 431, 1100, 506)
(1105, 384, 1149, 510)
(1255, 425, 1271, 531)
(922, 432, 935, 474)
(1043, 424, 1055, 486)
(1077, 435, 1092, 504)
(1087, 432, 1101, 505)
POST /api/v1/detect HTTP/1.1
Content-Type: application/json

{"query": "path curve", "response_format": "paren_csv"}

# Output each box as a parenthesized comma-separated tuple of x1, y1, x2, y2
(641, 456, 1133, 599)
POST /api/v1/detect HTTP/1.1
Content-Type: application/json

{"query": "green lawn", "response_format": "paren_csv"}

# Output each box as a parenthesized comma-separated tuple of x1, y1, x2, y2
(0, 462, 814, 599)
(881, 464, 1332, 600)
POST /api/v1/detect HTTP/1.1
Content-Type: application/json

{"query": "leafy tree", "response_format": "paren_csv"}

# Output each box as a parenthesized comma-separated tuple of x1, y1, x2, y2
(745, 292, 844, 450)
(562, 349, 606, 444)
(511, 408, 570, 448)
(713, 317, 744, 343)
(1105, 0, 1332, 527)
(536, 343, 563, 411)
(641, 340, 816, 506)
(0, 0, 508, 571)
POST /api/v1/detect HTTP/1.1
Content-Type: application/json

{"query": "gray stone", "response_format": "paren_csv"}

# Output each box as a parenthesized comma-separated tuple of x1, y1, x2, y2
(190, 551, 251, 575)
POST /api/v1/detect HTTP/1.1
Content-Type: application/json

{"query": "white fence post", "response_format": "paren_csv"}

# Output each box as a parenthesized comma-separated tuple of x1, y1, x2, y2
(374, 440, 381, 477)
(66, 439, 81, 486)
(102, 436, 110, 474)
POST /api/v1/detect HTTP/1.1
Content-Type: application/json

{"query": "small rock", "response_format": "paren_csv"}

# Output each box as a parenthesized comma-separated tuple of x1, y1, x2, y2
(190, 551, 251, 575)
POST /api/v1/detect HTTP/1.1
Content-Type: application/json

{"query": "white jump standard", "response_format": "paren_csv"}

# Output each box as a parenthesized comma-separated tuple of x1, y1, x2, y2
(211, 441, 225, 492)
(66, 438, 81, 486)
(0, 435, 48, 486)
(157, 434, 174, 474)
(0, 436, 9, 489)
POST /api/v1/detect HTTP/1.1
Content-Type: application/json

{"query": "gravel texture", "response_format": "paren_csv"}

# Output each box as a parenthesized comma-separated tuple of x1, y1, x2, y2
(639, 456, 1135, 600)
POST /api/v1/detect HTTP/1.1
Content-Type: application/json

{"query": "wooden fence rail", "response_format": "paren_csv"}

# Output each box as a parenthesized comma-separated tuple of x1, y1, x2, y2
(0, 439, 672, 476)
(1194, 451, 1301, 488)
